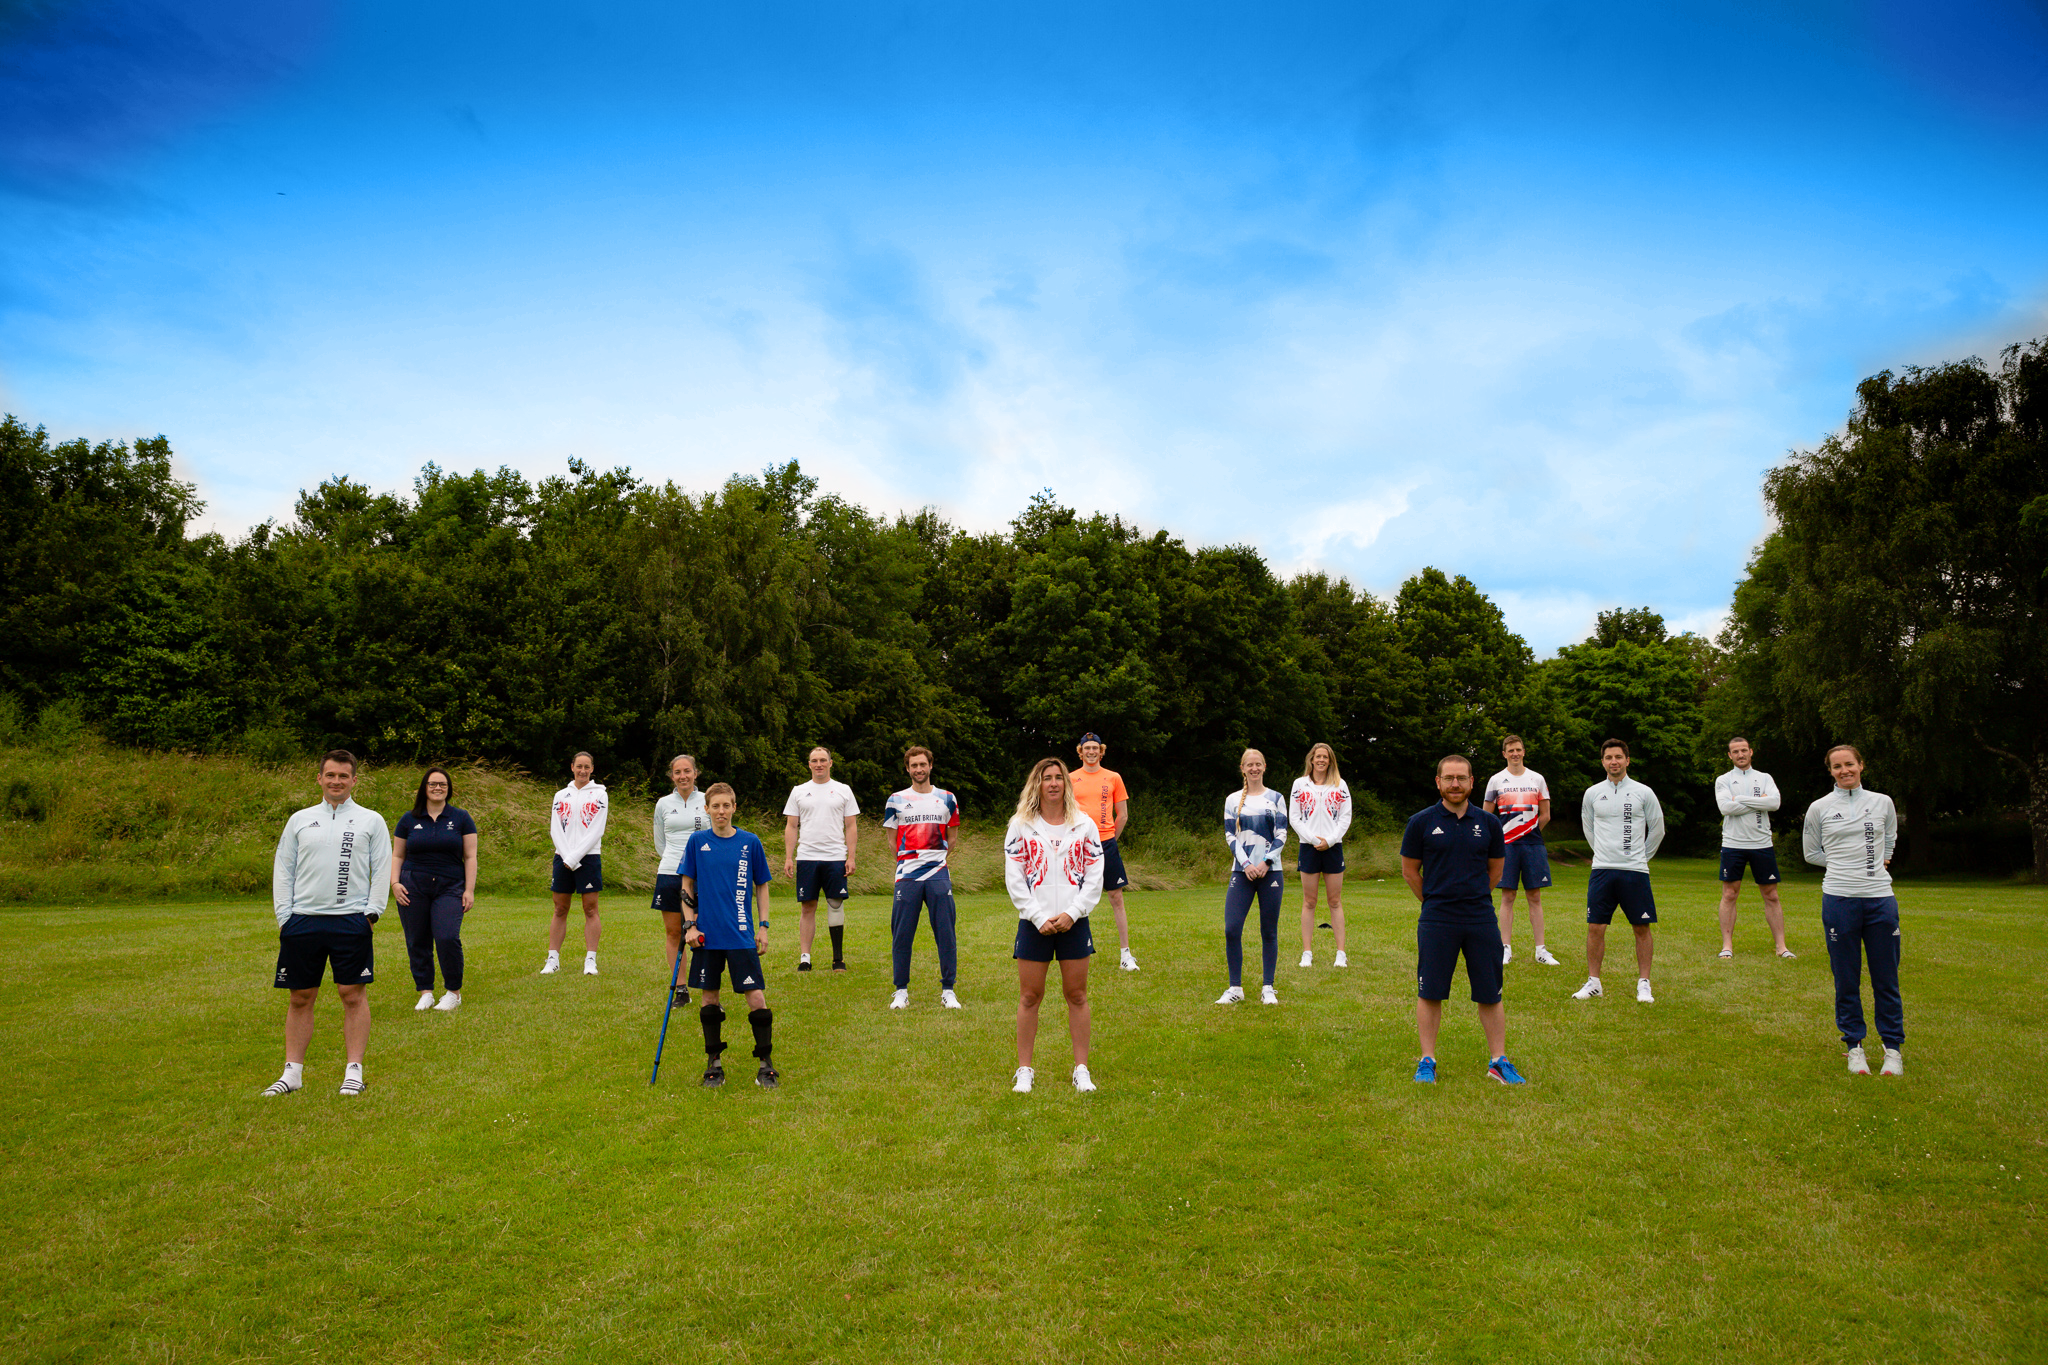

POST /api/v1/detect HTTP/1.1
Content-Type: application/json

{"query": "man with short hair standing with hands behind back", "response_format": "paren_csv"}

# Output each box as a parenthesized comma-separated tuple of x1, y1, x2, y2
(1071, 733, 1138, 971)
(784, 747, 859, 972)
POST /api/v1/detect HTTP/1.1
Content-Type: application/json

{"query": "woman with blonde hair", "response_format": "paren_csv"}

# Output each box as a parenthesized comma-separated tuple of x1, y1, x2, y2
(1218, 749, 1290, 1006)
(652, 753, 710, 1010)
(1003, 758, 1104, 1094)
(1291, 742, 1352, 969)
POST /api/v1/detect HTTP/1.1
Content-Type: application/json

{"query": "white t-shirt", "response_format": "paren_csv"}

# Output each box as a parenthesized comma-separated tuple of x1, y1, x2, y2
(783, 779, 860, 861)
(1483, 767, 1551, 845)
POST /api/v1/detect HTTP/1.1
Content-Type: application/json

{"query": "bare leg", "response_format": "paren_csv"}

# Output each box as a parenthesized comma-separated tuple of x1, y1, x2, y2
(1498, 888, 1520, 947)
(1300, 874, 1320, 952)
(1525, 889, 1544, 948)
(1633, 924, 1654, 980)
(1478, 1000, 1506, 1057)
(549, 892, 571, 952)
(663, 911, 684, 973)
(1718, 881, 1740, 953)
(284, 987, 318, 1063)
(1587, 924, 1607, 979)
(336, 983, 370, 1065)
(1108, 888, 1130, 952)
(1016, 959, 1049, 1067)
(581, 892, 601, 951)
(1327, 872, 1346, 952)
(799, 902, 818, 959)
(1760, 885, 1788, 952)
(1416, 998, 1443, 1057)
(1060, 956, 1090, 1065)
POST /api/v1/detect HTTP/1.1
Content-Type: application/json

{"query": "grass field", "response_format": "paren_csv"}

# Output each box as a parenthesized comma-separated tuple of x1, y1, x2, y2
(3, 859, 2044, 1363)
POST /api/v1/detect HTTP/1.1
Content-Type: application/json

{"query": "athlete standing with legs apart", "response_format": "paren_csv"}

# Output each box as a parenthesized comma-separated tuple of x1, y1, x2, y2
(392, 767, 477, 1013)
(1400, 755, 1524, 1084)
(652, 754, 709, 1011)
(543, 752, 608, 976)
(1573, 739, 1665, 1004)
(1802, 745, 1904, 1077)
(884, 746, 964, 1011)
(1217, 750, 1289, 1006)
(783, 747, 859, 972)
(1005, 758, 1104, 1094)
(679, 783, 777, 1087)
(1291, 743, 1352, 968)
(262, 751, 391, 1097)
(1485, 735, 1558, 967)
(1716, 737, 1793, 959)
(1070, 734, 1138, 970)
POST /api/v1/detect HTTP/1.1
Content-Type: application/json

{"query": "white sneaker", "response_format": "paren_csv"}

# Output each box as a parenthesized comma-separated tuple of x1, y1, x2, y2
(433, 991, 461, 1012)
(1072, 1064, 1096, 1093)
(1215, 986, 1244, 1004)
(940, 990, 961, 1009)
(1260, 985, 1279, 1005)
(1636, 978, 1654, 1004)
(1502, 943, 1513, 965)
(890, 989, 909, 1010)
(1299, 950, 1314, 968)
(1572, 977, 1602, 1000)
(583, 952, 598, 976)
(1120, 949, 1139, 971)
(1880, 1047, 1903, 1077)
(414, 990, 435, 1012)
(1011, 1066, 1034, 1093)
(1846, 1045, 1870, 1075)
(1333, 950, 1348, 968)
(540, 952, 560, 975)
(1534, 945, 1560, 966)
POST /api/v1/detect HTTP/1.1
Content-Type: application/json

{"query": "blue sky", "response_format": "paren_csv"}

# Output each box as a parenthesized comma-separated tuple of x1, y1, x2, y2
(4, 0, 2045, 651)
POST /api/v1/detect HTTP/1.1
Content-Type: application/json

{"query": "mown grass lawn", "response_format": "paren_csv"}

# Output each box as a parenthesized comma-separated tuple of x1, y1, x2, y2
(2, 859, 2043, 1363)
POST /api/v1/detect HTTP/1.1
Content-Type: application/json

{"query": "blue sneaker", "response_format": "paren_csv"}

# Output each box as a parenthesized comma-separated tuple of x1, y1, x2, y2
(1487, 1057, 1528, 1085)
(1413, 1057, 1437, 1083)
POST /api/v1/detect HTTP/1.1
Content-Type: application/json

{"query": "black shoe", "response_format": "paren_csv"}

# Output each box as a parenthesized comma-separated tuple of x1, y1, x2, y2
(797, 960, 814, 972)
(755, 1063, 780, 1089)
(831, 960, 847, 972)
(1317, 921, 1332, 929)
(671, 987, 690, 1007)
(700, 1062, 725, 1088)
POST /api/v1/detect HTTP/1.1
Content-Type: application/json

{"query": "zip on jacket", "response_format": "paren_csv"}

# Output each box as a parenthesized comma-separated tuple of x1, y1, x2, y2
(1003, 812, 1104, 927)
(272, 797, 392, 927)
(1802, 785, 1898, 898)
(652, 790, 708, 875)
(1715, 766, 1780, 850)
(1288, 777, 1353, 848)
(551, 781, 608, 869)
(1581, 777, 1664, 871)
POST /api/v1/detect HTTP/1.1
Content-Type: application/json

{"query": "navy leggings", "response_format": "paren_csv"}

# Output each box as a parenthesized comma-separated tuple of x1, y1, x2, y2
(1821, 893, 1904, 1048)
(397, 867, 466, 991)
(1224, 869, 1284, 987)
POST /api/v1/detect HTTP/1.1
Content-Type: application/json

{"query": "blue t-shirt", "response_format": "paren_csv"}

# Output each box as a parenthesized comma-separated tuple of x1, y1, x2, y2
(678, 827, 773, 950)
(1399, 801, 1505, 923)
(394, 806, 477, 878)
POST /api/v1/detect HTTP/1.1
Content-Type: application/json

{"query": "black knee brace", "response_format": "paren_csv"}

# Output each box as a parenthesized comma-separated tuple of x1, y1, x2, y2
(749, 1007, 773, 1061)
(700, 1004, 727, 1058)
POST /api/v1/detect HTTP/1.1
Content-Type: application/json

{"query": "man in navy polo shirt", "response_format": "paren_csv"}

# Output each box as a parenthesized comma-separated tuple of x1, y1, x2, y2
(1399, 754, 1528, 1085)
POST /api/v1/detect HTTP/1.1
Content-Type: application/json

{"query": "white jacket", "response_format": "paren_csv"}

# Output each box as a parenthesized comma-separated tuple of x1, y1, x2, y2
(1715, 766, 1781, 850)
(1004, 812, 1104, 928)
(1288, 778, 1353, 848)
(1802, 785, 1898, 898)
(551, 781, 608, 869)
(1581, 777, 1664, 872)
(653, 790, 709, 876)
(272, 797, 391, 928)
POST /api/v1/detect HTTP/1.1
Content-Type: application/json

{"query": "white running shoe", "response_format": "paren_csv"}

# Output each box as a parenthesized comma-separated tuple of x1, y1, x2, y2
(1072, 1064, 1096, 1093)
(1333, 950, 1348, 968)
(583, 952, 598, 976)
(940, 990, 962, 1009)
(1572, 977, 1602, 1000)
(414, 990, 435, 1012)
(1011, 1066, 1034, 1093)
(1502, 943, 1513, 965)
(890, 989, 909, 1010)
(1846, 1045, 1870, 1075)
(1215, 986, 1244, 1004)
(1299, 950, 1314, 968)
(540, 952, 560, 975)
(433, 991, 461, 1012)
(339, 1065, 365, 1097)
(1636, 978, 1654, 1004)
(1260, 985, 1279, 1005)
(1880, 1047, 1903, 1077)
(1120, 948, 1140, 971)
(1533, 945, 1560, 966)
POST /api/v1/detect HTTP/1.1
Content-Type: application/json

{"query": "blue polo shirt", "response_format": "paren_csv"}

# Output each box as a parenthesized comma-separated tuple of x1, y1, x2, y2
(393, 806, 477, 878)
(678, 826, 773, 951)
(1400, 800, 1506, 924)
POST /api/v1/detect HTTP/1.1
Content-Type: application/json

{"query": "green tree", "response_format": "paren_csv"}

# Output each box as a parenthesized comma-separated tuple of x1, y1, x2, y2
(1545, 609, 1713, 839)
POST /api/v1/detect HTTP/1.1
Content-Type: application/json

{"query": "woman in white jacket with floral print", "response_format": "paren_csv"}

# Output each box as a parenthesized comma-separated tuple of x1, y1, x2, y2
(1003, 757, 1104, 1095)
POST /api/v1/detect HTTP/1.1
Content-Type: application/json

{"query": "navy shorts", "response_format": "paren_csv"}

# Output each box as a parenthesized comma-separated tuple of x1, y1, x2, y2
(651, 873, 688, 913)
(1587, 869, 1657, 925)
(552, 854, 603, 895)
(1497, 841, 1552, 891)
(274, 913, 375, 990)
(1013, 916, 1095, 962)
(795, 859, 849, 903)
(1417, 916, 1503, 1004)
(1298, 843, 1346, 875)
(689, 947, 767, 994)
(1719, 847, 1781, 885)
(1100, 839, 1130, 892)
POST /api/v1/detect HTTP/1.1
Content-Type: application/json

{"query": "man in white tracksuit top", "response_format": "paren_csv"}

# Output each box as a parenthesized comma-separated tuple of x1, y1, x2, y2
(1714, 736, 1791, 958)
(262, 750, 392, 1098)
(1801, 743, 1905, 1076)
(1573, 738, 1665, 1004)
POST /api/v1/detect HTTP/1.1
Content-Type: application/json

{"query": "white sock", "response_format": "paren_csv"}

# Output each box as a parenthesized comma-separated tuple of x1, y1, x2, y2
(545, 949, 559, 961)
(283, 1062, 304, 1085)
(800, 953, 811, 963)
(343, 1062, 363, 1079)
(585, 951, 597, 962)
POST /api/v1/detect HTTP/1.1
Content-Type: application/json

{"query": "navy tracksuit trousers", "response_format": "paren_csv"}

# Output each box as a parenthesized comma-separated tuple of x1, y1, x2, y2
(1224, 869, 1284, 987)
(398, 867, 466, 992)
(891, 871, 958, 990)
(1821, 893, 1903, 1049)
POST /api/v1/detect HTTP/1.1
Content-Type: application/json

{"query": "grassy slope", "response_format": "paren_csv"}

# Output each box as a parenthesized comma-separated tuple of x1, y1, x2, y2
(1, 861, 2043, 1363)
